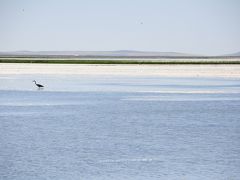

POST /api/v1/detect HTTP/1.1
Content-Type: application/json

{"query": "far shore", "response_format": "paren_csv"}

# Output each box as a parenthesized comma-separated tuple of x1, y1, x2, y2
(0, 63, 240, 79)
(0, 57, 240, 64)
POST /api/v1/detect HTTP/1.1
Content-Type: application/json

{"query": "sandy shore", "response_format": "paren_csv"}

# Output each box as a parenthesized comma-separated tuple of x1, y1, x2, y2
(0, 63, 240, 78)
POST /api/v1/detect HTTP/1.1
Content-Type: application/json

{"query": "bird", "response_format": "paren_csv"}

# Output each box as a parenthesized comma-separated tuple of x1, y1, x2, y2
(33, 80, 44, 89)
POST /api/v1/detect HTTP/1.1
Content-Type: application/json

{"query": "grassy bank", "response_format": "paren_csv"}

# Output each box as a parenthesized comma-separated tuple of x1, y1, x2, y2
(0, 58, 240, 64)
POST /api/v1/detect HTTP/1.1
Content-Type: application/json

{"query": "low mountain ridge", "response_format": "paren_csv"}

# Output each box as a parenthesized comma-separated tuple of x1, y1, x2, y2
(0, 50, 194, 57)
(224, 51, 240, 57)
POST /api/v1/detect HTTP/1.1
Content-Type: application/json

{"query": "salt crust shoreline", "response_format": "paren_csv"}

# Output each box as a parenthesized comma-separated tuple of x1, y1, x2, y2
(0, 63, 240, 78)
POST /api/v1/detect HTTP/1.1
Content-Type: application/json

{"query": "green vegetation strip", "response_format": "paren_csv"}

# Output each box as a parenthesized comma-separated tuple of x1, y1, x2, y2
(0, 59, 240, 64)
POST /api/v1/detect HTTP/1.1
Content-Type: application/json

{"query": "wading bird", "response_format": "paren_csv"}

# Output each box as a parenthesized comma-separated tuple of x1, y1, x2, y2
(33, 80, 44, 89)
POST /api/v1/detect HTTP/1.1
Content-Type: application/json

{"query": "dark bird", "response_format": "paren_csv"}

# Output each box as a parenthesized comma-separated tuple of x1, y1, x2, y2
(33, 80, 44, 88)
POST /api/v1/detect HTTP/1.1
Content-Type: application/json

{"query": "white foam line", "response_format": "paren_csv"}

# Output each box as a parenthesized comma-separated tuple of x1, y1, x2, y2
(0, 103, 82, 106)
(99, 158, 162, 163)
(135, 90, 240, 94)
(0, 77, 16, 79)
(122, 98, 240, 101)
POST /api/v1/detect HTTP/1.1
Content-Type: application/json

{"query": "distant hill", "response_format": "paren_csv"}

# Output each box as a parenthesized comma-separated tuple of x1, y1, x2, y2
(224, 51, 240, 57)
(0, 50, 195, 57)
(2, 50, 239, 57)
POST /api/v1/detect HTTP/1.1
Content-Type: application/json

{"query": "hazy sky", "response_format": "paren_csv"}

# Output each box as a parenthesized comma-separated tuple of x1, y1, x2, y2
(0, 0, 239, 55)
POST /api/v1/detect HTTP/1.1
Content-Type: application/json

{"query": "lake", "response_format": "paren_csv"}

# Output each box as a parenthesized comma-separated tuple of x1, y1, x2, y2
(0, 75, 240, 180)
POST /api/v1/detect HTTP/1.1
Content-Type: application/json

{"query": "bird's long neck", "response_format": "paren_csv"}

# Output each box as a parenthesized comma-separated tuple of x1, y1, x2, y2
(34, 81, 37, 84)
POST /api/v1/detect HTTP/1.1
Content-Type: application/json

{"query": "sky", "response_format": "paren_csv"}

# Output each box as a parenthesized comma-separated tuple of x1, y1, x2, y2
(0, 0, 239, 55)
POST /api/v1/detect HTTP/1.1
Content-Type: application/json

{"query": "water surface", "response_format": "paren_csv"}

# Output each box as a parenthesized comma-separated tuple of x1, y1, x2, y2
(0, 75, 240, 180)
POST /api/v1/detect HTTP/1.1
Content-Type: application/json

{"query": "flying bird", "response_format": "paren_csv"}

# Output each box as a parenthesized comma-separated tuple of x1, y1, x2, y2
(33, 80, 44, 89)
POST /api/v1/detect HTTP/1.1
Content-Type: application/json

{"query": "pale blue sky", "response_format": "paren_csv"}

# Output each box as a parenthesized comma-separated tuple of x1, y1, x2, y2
(0, 0, 239, 55)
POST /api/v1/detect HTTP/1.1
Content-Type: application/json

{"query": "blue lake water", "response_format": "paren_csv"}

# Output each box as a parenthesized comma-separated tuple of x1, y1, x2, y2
(0, 75, 240, 180)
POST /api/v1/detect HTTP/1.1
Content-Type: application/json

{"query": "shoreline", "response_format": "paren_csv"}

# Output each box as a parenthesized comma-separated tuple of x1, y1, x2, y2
(0, 57, 240, 64)
(1, 63, 240, 78)
(0, 59, 240, 65)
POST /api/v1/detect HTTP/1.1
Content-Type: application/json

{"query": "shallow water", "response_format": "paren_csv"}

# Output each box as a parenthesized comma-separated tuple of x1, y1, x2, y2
(0, 75, 240, 180)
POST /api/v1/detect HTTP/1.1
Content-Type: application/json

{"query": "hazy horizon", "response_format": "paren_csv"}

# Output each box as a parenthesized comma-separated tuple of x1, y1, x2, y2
(0, 49, 239, 57)
(1, 0, 240, 55)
